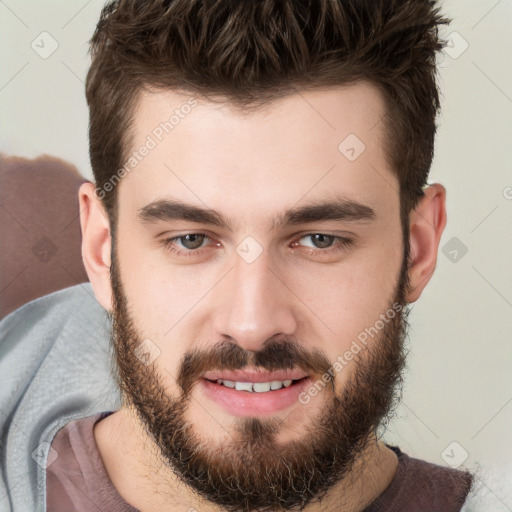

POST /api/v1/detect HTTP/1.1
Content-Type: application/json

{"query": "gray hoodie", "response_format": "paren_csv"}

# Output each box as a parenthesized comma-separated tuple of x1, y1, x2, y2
(0, 283, 120, 512)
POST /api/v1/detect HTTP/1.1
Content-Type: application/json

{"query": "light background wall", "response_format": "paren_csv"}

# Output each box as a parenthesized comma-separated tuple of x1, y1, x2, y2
(1, 0, 511, 504)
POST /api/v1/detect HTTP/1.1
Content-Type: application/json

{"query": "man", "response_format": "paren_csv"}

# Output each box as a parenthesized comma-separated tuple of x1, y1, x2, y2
(0, 0, 476, 511)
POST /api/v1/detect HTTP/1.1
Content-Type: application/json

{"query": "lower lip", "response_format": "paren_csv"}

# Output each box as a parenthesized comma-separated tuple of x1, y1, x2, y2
(200, 378, 312, 417)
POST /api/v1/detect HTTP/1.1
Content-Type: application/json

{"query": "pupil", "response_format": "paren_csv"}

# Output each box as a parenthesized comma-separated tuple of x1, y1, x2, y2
(183, 234, 204, 249)
(313, 234, 332, 248)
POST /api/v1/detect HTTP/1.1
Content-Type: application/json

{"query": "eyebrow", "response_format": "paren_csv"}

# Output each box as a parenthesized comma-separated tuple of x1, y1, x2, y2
(138, 195, 376, 232)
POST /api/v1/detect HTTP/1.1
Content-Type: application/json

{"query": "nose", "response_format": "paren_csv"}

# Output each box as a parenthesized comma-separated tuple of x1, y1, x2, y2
(212, 250, 298, 353)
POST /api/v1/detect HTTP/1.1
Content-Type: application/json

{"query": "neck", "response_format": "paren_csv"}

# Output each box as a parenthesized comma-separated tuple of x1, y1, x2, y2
(94, 407, 398, 512)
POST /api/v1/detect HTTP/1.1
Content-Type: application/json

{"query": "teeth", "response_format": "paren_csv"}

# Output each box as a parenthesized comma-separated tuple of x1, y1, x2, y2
(215, 379, 298, 392)
(253, 382, 271, 393)
(234, 381, 254, 392)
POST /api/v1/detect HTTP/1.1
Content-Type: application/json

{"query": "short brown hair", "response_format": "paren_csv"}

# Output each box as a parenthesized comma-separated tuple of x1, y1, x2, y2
(86, 0, 450, 230)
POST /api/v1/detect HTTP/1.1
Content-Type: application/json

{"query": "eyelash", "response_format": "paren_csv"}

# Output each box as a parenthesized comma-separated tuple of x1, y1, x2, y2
(160, 233, 354, 258)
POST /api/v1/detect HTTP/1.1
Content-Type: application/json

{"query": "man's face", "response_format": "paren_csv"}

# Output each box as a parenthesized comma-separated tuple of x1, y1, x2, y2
(108, 83, 409, 510)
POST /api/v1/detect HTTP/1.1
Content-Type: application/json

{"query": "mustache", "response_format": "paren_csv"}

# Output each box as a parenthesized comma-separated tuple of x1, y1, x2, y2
(176, 338, 333, 395)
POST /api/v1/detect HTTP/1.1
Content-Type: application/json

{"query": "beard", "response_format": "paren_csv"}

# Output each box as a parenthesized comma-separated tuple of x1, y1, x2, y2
(107, 239, 411, 512)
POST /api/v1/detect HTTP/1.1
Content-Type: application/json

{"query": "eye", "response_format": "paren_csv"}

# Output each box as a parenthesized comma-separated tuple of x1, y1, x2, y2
(291, 234, 354, 255)
(161, 233, 215, 256)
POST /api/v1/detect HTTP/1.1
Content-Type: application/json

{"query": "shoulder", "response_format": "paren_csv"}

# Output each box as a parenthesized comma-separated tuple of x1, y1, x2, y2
(409, 452, 473, 498)
(0, 282, 119, 422)
(0, 283, 110, 404)
(0, 283, 119, 511)
(368, 445, 475, 512)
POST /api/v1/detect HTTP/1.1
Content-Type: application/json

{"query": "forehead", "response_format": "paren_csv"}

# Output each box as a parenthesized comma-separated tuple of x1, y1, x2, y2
(118, 82, 398, 226)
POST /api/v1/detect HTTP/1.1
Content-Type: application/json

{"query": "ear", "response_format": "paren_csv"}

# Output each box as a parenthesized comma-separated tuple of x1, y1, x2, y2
(78, 182, 113, 312)
(406, 183, 447, 303)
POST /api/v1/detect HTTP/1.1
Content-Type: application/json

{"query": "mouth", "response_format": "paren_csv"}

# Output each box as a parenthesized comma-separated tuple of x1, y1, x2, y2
(199, 369, 313, 416)
(204, 376, 308, 393)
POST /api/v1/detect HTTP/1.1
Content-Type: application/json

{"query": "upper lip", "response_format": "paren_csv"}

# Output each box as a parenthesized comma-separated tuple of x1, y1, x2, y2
(202, 368, 309, 383)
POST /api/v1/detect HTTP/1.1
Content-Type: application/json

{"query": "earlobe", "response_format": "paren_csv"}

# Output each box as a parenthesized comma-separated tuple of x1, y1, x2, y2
(78, 182, 113, 311)
(405, 184, 447, 303)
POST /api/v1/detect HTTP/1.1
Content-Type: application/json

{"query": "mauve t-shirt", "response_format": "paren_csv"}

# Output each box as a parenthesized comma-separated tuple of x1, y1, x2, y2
(46, 412, 474, 512)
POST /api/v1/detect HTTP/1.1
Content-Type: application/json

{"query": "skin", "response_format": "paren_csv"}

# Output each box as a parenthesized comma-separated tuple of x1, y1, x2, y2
(79, 81, 446, 511)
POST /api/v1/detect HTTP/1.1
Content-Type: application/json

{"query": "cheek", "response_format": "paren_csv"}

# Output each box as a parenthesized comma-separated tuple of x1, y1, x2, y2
(296, 233, 403, 361)
(115, 237, 241, 397)
(113, 228, 201, 370)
